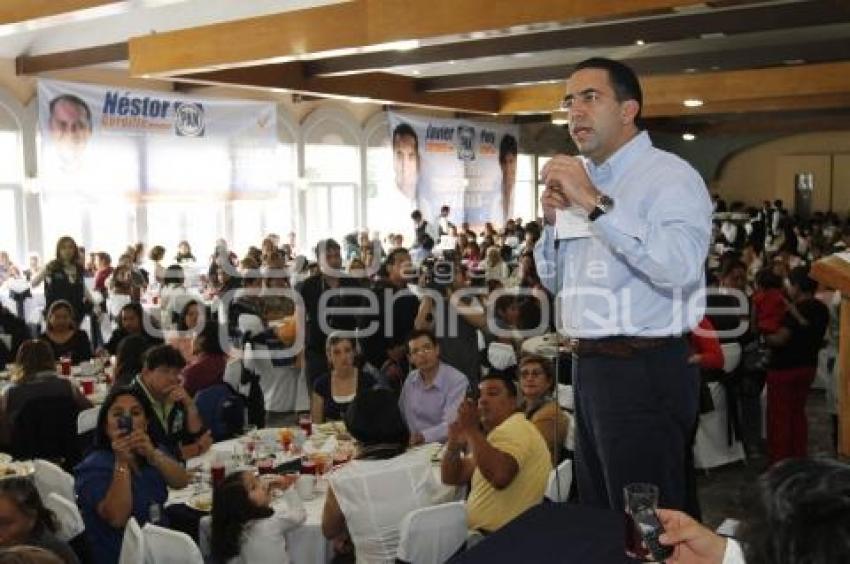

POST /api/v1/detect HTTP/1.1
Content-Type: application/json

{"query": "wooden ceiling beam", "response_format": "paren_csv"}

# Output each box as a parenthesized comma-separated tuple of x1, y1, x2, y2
(174, 64, 501, 114)
(129, 0, 698, 77)
(16, 42, 128, 75)
(419, 37, 850, 91)
(306, 1, 847, 77)
(499, 61, 850, 115)
(0, 0, 121, 25)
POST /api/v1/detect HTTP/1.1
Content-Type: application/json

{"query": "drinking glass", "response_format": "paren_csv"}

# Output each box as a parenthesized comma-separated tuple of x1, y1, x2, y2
(623, 483, 673, 562)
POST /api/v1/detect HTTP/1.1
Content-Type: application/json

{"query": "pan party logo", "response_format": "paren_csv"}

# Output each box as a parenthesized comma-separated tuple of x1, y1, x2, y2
(456, 125, 476, 162)
(174, 102, 205, 137)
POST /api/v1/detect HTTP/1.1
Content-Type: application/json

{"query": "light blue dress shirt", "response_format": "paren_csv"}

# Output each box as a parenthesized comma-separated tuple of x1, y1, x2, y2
(399, 362, 468, 443)
(534, 131, 712, 338)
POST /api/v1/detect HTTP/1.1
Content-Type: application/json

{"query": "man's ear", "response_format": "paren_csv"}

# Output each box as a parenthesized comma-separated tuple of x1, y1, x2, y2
(621, 99, 640, 125)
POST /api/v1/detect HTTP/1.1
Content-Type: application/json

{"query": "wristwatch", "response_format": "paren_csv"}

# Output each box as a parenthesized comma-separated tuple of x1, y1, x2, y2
(588, 193, 614, 221)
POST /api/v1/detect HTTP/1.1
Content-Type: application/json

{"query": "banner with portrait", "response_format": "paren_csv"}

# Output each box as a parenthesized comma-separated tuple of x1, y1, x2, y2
(37, 79, 277, 199)
(387, 111, 519, 226)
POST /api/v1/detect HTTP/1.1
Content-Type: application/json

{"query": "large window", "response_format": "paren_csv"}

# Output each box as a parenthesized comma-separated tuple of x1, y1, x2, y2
(302, 118, 360, 251)
(0, 114, 23, 262)
(511, 154, 537, 223)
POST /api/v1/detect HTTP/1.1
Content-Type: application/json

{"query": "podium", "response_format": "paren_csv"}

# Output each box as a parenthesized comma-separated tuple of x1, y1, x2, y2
(811, 254, 850, 457)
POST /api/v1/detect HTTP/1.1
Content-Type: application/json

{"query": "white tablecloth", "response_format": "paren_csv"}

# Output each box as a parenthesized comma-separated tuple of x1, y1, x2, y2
(169, 440, 459, 564)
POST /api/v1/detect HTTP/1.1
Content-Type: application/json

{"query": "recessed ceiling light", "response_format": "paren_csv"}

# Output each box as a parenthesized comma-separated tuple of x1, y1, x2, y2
(448, 60, 456, 65)
(635, 40, 645, 45)
(783, 59, 806, 65)
(683, 99, 704, 108)
(682, 133, 696, 141)
(412, 69, 421, 75)
(684, 68, 698, 73)
(470, 31, 487, 40)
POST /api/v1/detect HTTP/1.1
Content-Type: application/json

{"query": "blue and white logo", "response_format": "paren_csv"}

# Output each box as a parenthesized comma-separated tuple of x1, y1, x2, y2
(174, 102, 205, 137)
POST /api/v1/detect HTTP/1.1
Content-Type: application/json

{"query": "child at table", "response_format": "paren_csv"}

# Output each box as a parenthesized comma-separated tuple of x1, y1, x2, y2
(211, 471, 305, 564)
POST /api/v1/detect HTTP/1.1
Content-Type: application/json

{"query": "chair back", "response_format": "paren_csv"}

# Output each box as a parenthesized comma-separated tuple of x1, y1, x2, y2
(77, 406, 100, 435)
(33, 459, 75, 504)
(142, 523, 204, 564)
(194, 383, 245, 441)
(118, 517, 144, 564)
(44, 492, 84, 542)
(397, 501, 467, 563)
(10, 395, 81, 471)
(197, 515, 212, 563)
(721, 342, 742, 374)
(545, 459, 573, 503)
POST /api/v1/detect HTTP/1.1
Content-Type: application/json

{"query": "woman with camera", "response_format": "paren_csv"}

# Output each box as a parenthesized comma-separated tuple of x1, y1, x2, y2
(74, 387, 189, 564)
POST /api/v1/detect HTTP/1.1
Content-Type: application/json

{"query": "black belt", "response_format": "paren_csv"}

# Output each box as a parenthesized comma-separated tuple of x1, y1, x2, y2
(569, 335, 682, 359)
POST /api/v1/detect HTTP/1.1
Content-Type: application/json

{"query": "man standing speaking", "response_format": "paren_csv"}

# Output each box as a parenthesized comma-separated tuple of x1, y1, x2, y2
(534, 58, 712, 513)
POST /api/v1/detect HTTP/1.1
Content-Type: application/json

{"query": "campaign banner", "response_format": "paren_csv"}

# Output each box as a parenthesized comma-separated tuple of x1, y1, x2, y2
(37, 79, 277, 197)
(387, 111, 519, 226)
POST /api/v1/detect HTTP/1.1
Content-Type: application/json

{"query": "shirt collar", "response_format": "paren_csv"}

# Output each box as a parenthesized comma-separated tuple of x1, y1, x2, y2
(583, 130, 652, 184)
(415, 363, 445, 391)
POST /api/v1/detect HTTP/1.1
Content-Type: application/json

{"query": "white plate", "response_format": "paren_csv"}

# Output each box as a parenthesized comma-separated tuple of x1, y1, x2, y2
(186, 492, 213, 512)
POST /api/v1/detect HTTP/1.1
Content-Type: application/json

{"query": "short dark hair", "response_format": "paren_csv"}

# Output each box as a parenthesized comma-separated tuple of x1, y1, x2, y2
(314, 238, 340, 260)
(573, 57, 643, 124)
(480, 372, 517, 397)
(49, 94, 92, 126)
(740, 458, 850, 564)
(789, 265, 818, 294)
(407, 329, 437, 348)
(499, 134, 518, 164)
(755, 268, 782, 290)
(97, 252, 111, 265)
(386, 247, 410, 266)
(142, 344, 186, 372)
(392, 123, 418, 151)
(148, 245, 165, 262)
(345, 387, 409, 448)
(411, 210, 422, 221)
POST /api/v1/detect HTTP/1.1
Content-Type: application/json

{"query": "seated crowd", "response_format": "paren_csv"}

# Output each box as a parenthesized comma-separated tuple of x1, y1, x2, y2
(0, 198, 847, 563)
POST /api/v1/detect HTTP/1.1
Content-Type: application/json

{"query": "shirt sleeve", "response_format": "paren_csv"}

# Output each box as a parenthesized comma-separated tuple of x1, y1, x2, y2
(591, 168, 711, 289)
(533, 226, 558, 295)
(722, 538, 746, 564)
(487, 417, 525, 467)
(420, 372, 468, 444)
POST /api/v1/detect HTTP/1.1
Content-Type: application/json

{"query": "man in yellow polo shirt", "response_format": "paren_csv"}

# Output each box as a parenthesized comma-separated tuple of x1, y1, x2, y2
(441, 373, 551, 532)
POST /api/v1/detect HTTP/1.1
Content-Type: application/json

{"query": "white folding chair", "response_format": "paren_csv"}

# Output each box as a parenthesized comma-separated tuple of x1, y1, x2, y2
(33, 459, 75, 505)
(721, 343, 742, 374)
(693, 382, 746, 470)
(142, 523, 204, 564)
(237, 313, 265, 338)
(118, 517, 145, 564)
(545, 459, 573, 503)
(397, 501, 467, 564)
(197, 515, 213, 563)
(107, 294, 132, 322)
(77, 406, 100, 436)
(44, 492, 85, 542)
